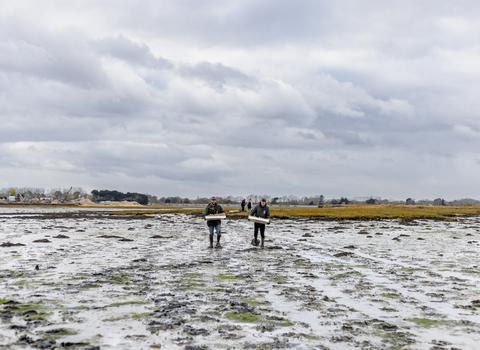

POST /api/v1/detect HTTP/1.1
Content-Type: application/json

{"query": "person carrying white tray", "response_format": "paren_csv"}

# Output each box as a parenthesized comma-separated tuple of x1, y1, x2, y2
(250, 198, 270, 248)
(203, 196, 225, 248)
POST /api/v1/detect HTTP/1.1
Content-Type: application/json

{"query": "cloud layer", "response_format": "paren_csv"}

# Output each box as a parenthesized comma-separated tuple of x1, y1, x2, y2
(1, 1, 480, 199)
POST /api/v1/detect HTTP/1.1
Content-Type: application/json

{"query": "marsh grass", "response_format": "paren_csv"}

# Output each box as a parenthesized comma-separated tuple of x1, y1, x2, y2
(113, 204, 480, 220)
(268, 205, 480, 220)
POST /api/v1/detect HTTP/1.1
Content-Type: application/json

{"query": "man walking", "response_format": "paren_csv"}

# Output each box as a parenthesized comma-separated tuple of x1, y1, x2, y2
(250, 198, 270, 248)
(203, 197, 225, 248)
(241, 199, 246, 212)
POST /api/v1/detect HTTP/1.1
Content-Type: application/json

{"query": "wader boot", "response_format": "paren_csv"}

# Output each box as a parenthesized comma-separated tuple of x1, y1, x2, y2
(209, 236, 214, 248)
(215, 235, 221, 248)
(260, 237, 264, 248)
(251, 237, 259, 246)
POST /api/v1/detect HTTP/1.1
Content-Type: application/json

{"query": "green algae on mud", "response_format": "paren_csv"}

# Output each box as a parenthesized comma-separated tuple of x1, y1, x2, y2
(225, 312, 260, 322)
(381, 293, 403, 299)
(131, 312, 154, 319)
(42, 328, 78, 338)
(102, 315, 130, 322)
(25, 311, 51, 320)
(329, 271, 362, 280)
(268, 319, 294, 327)
(406, 318, 458, 329)
(103, 312, 153, 322)
(238, 298, 271, 307)
(217, 274, 245, 280)
(104, 301, 149, 308)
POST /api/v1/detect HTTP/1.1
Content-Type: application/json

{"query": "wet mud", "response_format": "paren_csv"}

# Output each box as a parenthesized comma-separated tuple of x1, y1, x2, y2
(1, 208, 480, 349)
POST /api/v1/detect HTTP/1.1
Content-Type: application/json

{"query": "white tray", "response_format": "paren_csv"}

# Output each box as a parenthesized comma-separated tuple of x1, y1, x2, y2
(248, 216, 270, 224)
(205, 214, 226, 221)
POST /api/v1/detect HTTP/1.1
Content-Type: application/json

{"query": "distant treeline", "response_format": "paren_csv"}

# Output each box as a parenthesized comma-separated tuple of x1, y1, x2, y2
(152, 195, 338, 206)
(2, 187, 480, 207)
(0, 187, 86, 200)
(150, 195, 480, 207)
(91, 190, 148, 205)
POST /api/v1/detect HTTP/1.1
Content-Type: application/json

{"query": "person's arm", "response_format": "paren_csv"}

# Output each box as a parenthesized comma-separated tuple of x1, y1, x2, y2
(203, 206, 209, 216)
(266, 206, 270, 219)
(218, 205, 224, 214)
(251, 206, 257, 216)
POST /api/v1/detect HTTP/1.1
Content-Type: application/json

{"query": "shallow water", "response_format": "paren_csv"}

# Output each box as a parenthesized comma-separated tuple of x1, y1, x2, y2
(1, 209, 479, 349)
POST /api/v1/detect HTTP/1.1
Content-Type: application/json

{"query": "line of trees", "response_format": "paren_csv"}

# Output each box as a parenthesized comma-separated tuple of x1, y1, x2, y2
(0, 187, 86, 201)
(3, 187, 480, 207)
(151, 195, 328, 206)
(153, 195, 480, 207)
(91, 190, 148, 205)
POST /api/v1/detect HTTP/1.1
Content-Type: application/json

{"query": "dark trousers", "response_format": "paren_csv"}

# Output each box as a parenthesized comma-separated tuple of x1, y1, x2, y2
(254, 223, 265, 240)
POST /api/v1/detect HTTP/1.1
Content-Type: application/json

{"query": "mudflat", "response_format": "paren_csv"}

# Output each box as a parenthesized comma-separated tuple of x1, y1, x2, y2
(1, 207, 479, 349)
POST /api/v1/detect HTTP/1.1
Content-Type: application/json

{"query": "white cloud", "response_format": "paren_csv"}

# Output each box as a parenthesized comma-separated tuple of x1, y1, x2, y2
(1, 1, 480, 199)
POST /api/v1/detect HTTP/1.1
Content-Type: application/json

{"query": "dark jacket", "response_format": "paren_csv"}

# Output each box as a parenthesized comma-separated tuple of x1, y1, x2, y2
(251, 203, 270, 220)
(203, 203, 225, 226)
(241, 199, 246, 208)
(247, 201, 252, 209)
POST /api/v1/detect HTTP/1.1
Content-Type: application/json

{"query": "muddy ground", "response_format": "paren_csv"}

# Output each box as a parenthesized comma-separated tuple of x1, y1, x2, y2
(1, 208, 480, 350)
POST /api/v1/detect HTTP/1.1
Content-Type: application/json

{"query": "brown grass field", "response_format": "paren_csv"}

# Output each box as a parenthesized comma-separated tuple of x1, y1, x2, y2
(112, 204, 480, 220)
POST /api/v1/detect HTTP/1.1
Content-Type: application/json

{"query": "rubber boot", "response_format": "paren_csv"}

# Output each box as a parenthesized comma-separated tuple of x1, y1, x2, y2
(260, 237, 264, 249)
(209, 236, 213, 248)
(215, 235, 221, 248)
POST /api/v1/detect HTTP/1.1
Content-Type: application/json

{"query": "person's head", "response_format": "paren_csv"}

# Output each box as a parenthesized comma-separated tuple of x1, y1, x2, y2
(210, 196, 216, 204)
(261, 198, 266, 207)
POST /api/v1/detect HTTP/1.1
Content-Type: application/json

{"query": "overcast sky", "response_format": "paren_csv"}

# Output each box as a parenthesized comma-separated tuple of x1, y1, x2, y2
(1, 1, 479, 200)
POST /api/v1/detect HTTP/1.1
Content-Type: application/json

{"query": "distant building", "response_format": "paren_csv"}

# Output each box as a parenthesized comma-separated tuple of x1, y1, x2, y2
(40, 197, 54, 200)
(8, 196, 15, 201)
